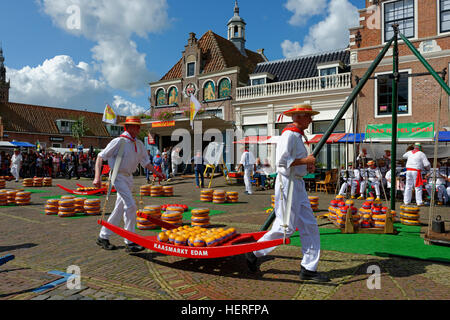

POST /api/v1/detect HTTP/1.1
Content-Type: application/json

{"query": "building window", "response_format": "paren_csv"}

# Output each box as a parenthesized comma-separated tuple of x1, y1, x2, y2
(156, 89, 166, 106)
(218, 78, 231, 98)
(187, 62, 195, 77)
(168, 87, 178, 105)
(251, 78, 265, 86)
(319, 67, 337, 88)
(384, 0, 415, 41)
(106, 124, 123, 137)
(376, 71, 409, 116)
(203, 81, 216, 101)
(56, 120, 75, 134)
(311, 120, 345, 170)
(440, 0, 450, 33)
(52, 143, 61, 148)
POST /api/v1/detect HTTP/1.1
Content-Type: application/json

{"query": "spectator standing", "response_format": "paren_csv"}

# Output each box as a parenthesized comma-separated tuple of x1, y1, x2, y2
(162, 152, 170, 182)
(171, 147, 180, 177)
(237, 146, 256, 195)
(191, 151, 205, 188)
(10, 148, 23, 182)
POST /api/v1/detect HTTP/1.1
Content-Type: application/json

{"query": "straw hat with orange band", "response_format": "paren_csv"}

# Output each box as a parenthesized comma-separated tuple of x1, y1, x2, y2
(118, 116, 144, 127)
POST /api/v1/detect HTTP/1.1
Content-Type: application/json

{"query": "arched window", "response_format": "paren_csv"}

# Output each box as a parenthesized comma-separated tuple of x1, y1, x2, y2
(168, 87, 178, 105)
(203, 81, 216, 101)
(156, 89, 166, 106)
(218, 78, 231, 98)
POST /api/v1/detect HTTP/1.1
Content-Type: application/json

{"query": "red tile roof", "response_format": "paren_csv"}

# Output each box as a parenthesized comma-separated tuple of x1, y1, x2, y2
(0, 102, 125, 136)
(160, 30, 264, 83)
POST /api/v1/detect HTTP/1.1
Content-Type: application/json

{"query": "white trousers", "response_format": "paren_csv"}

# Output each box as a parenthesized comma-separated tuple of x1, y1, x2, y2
(11, 165, 20, 181)
(99, 174, 137, 245)
(254, 176, 321, 272)
(425, 184, 448, 203)
(404, 170, 423, 205)
(339, 179, 357, 196)
(368, 179, 381, 197)
(171, 163, 177, 176)
(243, 166, 253, 194)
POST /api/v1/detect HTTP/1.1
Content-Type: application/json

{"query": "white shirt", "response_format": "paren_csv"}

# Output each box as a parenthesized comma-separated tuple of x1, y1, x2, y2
(99, 131, 150, 175)
(276, 130, 308, 177)
(427, 168, 447, 185)
(367, 167, 382, 181)
(11, 154, 22, 167)
(403, 150, 430, 171)
(240, 150, 256, 168)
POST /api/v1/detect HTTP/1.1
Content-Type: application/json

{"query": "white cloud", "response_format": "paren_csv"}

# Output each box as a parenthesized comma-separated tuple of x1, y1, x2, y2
(282, 0, 360, 57)
(284, 0, 327, 26)
(112, 95, 147, 116)
(6, 55, 110, 111)
(37, 0, 170, 93)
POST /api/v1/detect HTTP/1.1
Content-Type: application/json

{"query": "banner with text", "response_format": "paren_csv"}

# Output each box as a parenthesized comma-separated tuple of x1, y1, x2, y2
(365, 122, 435, 140)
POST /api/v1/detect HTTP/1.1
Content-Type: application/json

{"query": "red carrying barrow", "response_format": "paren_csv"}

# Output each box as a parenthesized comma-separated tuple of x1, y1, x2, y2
(97, 211, 290, 259)
(56, 183, 116, 196)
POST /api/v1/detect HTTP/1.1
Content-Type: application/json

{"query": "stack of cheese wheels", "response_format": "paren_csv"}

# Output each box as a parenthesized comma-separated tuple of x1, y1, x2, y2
(58, 199, 76, 217)
(359, 207, 372, 228)
(150, 185, 163, 197)
(370, 200, 383, 228)
(61, 195, 75, 200)
(6, 190, 18, 205)
(336, 206, 359, 228)
(161, 206, 184, 231)
(226, 191, 239, 203)
(84, 199, 101, 216)
(45, 199, 59, 215)
(400, 205, 421, 226)
(271, 195, 275, 208)
(22, 178, 33, 188)
(0, 179, 5, 189)
(74, 198, 86, 213)
(137, 205, 161, 230)
(15, 191, 31, 206)
(157, 226, 238, 248)
(335, 195, 345, 202)
(43, 177, 52, 187)
(140, 185, 151, 197)
(33, 177, 44, 187)
(309, 196, 319, 212)
(162, 186, 174, 197)
(200, 189, 214, 202)
(0, 190, 7, 206)
(328, 199, 340, 222)
(191, 208, 210, 227)
(213, 190, 226, 204)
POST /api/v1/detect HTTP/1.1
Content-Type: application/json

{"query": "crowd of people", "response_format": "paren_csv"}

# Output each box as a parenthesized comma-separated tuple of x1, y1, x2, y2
(338, 143, 450, 206)
(0, 148, 97, 181)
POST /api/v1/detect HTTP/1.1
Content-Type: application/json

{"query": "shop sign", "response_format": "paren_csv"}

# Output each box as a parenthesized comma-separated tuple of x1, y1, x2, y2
(50, 137, 64, 142)
(366, 122, 434, 140)
(152, 121, 175, 128)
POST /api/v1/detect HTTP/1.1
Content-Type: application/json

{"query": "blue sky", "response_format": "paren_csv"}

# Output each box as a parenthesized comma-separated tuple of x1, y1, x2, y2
(0, 0, 365, 115)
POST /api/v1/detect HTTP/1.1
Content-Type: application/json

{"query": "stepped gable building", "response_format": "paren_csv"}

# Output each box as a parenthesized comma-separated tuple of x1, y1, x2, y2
(0, 47, 124, 150)
(349, 0, 450, 137)
(146, 1, 266, 150)
(234, 49, 353, 170)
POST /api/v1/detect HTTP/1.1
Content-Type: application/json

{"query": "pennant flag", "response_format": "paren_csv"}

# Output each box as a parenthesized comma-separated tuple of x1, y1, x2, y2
(36, 140, 41, 152)
(189, 95, 202, 129)
(103, 104, 117, 124)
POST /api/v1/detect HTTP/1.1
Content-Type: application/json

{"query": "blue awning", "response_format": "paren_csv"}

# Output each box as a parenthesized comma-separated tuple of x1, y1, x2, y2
(436, 131, 450, 142)
(338, 133, 365, 143)
(10, 141, 35, 148)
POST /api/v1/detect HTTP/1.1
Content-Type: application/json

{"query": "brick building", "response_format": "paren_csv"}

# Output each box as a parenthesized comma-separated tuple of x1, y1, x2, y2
(349, 0, 450, 139)
(145, 2, 266, 153)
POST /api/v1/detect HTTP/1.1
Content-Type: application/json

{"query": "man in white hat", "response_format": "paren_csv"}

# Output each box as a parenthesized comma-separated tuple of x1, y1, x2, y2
(10, 148, 22, 182)
(94, 116, 165, 252)
(402, 143, 430, 206)
(246, 104, 329, 282)
(237, 145, 256, 195)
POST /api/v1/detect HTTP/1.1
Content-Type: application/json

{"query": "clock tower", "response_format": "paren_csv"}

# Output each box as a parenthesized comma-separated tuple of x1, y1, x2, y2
(0, 46, 10, 102)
